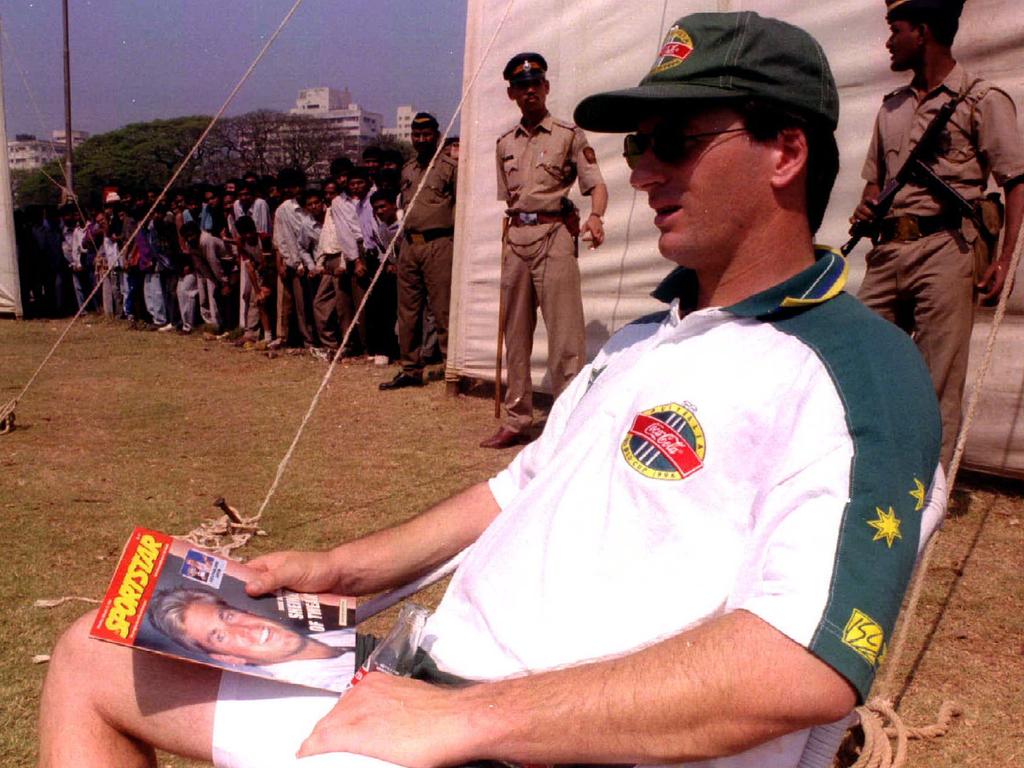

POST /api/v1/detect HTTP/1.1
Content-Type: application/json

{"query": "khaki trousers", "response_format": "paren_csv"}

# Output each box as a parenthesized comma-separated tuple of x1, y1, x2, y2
(312, 255, 358, 352)
(277, 270, 313, 347)
(501, 223, 585, 433)
(858, 230, 974, 469)
(397, 237, 453, 374)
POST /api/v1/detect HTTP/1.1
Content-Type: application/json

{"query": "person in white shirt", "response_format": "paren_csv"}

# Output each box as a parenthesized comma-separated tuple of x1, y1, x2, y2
(180, 221, 228, 331)
(38, 13, 945, 768)
(271, 168, 315, 349)
(326, 161, 373, 356)
(234, 183, 271, 239)
(89, 212, 124, 318)
(313, 178, 361, 354)
(60, 205, 95, 312)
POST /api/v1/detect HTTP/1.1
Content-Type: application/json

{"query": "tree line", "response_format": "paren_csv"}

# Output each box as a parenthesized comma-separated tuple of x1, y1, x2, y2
(13, 110, 411, 209)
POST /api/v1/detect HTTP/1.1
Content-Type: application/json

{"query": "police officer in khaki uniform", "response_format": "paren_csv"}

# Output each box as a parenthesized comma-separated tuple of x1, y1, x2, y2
(852, 0, 1024, 468)
(481, 52, 609, 449)
(380, 113, 459, 390)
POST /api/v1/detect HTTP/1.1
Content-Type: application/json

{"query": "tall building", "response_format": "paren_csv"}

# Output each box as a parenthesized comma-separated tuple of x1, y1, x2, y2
(8, 134, 58, 171)
(7, 130, 90, 171)
(288, 86, 383, 156)
(51, 129, 90, 146)
(383, 105, 417, 144)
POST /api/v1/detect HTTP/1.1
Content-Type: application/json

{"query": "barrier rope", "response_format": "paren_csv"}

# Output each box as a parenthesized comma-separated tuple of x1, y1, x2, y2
(1, 0, 306, 434)
(843, 221, 1024, 767)
(183, 0, 521, 558)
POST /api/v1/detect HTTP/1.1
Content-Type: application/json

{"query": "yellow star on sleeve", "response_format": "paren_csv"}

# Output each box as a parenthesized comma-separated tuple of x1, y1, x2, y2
(909, 477, 926, 512)
(868, 506, 902, 548)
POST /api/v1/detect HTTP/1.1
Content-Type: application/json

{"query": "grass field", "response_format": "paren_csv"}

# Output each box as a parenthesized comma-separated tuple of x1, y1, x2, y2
(2, 317, 1022, 767)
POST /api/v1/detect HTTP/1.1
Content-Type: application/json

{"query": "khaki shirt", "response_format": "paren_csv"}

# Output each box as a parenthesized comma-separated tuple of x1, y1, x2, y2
(862, 63, 1024, 217)
(400, 153, 458, 232)
(496, 112, 604, 213)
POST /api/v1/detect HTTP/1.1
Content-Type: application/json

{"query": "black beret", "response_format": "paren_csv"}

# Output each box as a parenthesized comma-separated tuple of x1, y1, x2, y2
(411, 112, 439, 130)
(503, 52, 548, 83)
(885, 0, 965, 19)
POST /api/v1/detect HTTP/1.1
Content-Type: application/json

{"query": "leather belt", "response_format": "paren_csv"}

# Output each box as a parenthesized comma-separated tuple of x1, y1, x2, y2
(876, 212, 962, 244)
(404, 227, 454, 245)
(507, 210, 565, 227)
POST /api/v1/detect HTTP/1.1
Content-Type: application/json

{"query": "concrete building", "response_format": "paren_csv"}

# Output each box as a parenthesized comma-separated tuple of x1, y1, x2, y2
(7, 130, 89, 171)
(288, 86, 383, 156)
(7, 134, 59, 171)
(383, 105, 417, 144)
(51, 129, 90, 147)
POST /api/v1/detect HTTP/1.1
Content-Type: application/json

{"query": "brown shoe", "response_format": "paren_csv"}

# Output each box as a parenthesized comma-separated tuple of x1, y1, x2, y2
(379, 372, 425, 391)
(479, 426, 528, 449)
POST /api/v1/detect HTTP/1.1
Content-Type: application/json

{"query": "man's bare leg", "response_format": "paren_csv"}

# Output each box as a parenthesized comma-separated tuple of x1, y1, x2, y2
(39, 610, 220, 768)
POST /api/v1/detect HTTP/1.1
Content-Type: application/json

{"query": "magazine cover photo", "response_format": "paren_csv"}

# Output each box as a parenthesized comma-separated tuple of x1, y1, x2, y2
(90, 528, 358, 692)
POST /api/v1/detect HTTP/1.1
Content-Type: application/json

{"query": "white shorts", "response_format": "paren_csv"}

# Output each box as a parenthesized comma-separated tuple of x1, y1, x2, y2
(212, 672, 404, 768)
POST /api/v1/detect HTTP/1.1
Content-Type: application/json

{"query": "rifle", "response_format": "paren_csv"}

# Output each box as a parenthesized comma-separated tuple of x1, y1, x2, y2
(842, 91, 973, 256)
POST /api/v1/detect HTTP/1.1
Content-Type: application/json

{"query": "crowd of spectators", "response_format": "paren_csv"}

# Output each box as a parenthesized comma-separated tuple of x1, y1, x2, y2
(13, 142, 457, 365)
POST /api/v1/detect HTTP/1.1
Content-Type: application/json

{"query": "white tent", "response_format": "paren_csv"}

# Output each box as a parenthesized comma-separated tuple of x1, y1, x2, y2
(0, 28, 24, 319)
(449, 0, 1024, 475)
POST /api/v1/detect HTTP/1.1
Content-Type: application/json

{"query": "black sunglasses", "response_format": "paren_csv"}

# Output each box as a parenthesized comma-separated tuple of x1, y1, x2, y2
(623, 126, 747, 169)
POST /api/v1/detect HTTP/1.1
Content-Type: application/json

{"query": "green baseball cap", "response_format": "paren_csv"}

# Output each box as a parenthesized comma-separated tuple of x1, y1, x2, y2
(574, 11, 839, 132)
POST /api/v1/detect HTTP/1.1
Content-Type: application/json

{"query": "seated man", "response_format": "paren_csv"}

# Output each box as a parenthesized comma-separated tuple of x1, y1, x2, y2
(39, 12, 944, 768)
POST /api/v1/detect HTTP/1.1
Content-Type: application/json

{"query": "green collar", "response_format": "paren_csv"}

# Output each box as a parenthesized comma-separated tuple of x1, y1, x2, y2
(652, 246, 848, 319)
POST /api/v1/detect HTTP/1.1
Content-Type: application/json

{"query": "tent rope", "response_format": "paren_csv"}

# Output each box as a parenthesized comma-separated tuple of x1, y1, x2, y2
(842, 219, 1024, 767)
(1, 0, 306, 434)
(183, 0, 521, 558)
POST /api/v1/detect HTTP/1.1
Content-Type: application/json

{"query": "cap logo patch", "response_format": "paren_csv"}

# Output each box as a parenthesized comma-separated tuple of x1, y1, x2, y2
(650, 26, 694, 75)
(621, 402, 705, 480)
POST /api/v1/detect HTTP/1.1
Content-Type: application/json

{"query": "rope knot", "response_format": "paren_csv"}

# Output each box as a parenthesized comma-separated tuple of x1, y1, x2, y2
(841, 697, 960, 767)
(0, 399, 16, 435)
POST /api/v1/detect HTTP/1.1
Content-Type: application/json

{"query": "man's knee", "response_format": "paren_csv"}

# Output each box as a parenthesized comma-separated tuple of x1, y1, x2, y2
(48, 610, 103, 678)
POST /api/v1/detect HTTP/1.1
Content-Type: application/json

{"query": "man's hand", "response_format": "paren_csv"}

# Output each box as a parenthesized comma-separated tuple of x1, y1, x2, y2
(244, 550, 342, 596)
(977, 258, 1013, 304)
(850, 197, 878, 225)
(297, 673, 476, 768)
(354, 257, 368, 279)
(850, 182, 882, 228)
(580, 213, 605, 249)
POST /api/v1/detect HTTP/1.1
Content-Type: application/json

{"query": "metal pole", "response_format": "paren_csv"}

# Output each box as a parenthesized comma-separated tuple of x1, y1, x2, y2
(62, 0, 73, 200)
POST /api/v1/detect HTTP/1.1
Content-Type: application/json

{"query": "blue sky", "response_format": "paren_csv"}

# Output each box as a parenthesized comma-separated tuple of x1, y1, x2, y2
(0, 0, 467, 138)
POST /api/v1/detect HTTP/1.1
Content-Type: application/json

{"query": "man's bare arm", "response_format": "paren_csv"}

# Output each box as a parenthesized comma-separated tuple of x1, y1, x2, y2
(978, 178, 1024, 301)
(246, 481, 500, 597)
(581, 182, 608, 248)
(299, 609, 857, 767)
